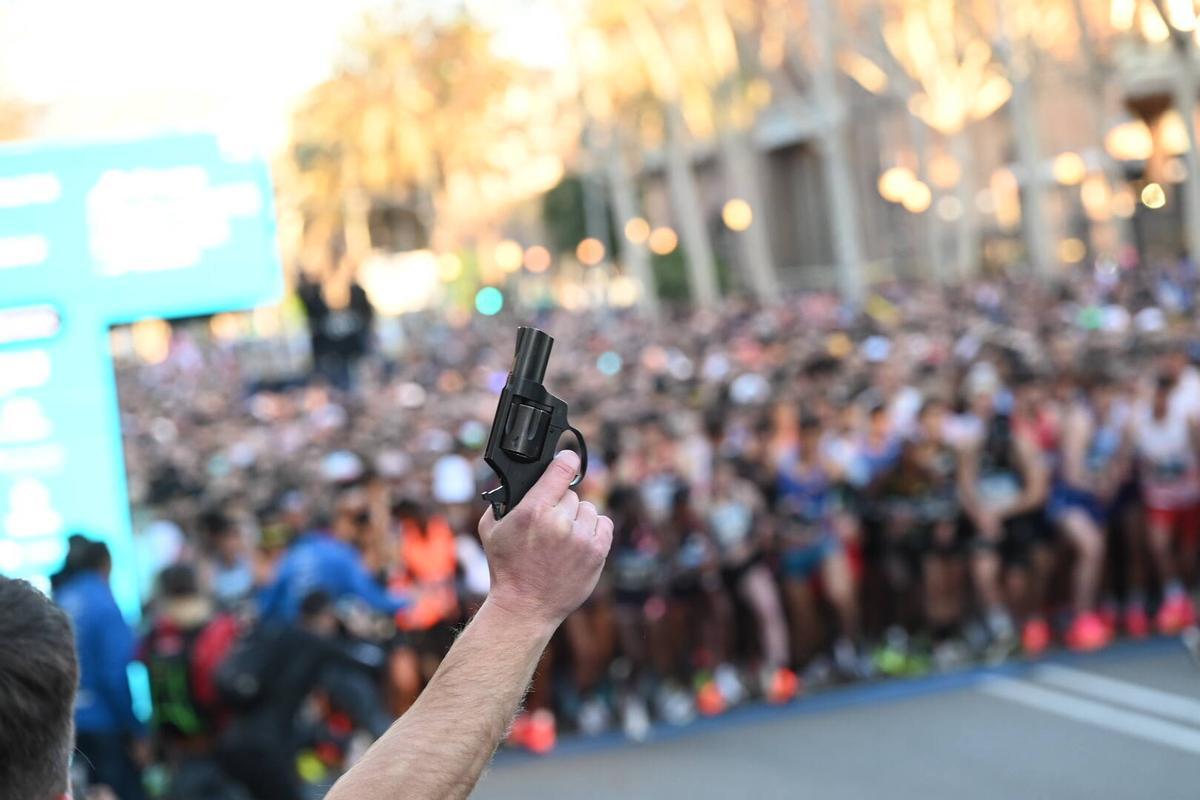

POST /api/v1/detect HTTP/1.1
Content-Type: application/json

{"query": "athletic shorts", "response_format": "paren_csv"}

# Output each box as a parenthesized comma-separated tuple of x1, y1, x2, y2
(782, 535, 839, 580)
(1048, 484, 1108, 526)
(720, 554, 764, 592)
(890, 519, 964, 566)
(970, 510, 1049, 566)
(1145, 504, 1200, 537)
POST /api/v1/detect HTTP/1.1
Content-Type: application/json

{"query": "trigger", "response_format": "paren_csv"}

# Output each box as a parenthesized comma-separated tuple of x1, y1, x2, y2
(482, 485, 508, 518)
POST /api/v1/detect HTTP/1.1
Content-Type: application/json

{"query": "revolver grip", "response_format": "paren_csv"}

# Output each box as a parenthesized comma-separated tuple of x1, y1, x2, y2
(482, 402, 588, 519)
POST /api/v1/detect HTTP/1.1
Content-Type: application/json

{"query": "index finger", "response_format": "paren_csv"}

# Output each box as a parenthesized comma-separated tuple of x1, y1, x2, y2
(522, 450, 581, 509)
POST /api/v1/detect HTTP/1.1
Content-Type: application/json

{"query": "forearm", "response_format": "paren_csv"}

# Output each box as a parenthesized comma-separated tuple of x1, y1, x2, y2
(326, 599, 555, 800)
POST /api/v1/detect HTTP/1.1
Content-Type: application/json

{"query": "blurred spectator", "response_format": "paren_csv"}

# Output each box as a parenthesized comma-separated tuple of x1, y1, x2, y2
(54, 537, 148, 800)
(141, 564, 244, 799)
(198, 510, 254, 609)
(258, 506, 410, 622)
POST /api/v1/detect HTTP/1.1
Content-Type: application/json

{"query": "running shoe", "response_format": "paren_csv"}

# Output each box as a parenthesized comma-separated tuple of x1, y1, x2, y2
(713, 663, 747, 706)
(984, 613, 1019, 664)
(871, 629, 909, 677)
(1124, 604, 1150, 639)
(764, 667, 800, 704)
(1064, 612, 1110, 652)
(802, 655, 834, 689)
(577, 697, 611, 736)
(525, 709, 556, 755)
(1021, 617, 1051, 656)
(655, 684, 696, 726)
(621, 696, 651, 742)
(1157, 594, 1198, 635)
(695, 679, 726, 716)
(931, 639, 970, 672)
(835, 637, 871, 679)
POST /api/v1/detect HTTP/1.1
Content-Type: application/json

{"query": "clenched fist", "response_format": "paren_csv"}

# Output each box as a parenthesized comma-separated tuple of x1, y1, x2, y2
(479, 451, 613, 629)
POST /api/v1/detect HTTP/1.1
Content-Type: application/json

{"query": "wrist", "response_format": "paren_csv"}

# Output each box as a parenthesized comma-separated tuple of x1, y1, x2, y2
(478, 594, 560, 643)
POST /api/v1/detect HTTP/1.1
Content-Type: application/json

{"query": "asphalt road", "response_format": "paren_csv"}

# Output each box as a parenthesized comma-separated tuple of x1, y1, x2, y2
(474, 640, 1200, 800)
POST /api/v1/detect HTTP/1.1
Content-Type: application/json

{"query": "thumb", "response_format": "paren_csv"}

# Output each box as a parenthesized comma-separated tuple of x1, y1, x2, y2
(521, 450, 581, 509)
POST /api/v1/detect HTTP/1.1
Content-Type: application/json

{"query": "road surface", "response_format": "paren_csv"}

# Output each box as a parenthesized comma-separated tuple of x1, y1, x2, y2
(475, 640, 1200, 800)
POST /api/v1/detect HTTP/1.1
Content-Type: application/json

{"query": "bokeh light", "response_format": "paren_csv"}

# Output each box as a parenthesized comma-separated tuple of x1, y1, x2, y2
(474, 286, 504, 316)
(494, 239, 524, 273)
(878, 167, 916, 203)
(596, 351, 622, 376)
(523, 245, 551, 273)
(1057, 238, 1087, 264)
(1141, 182, 1166, 209)
(1052, 152, 1086, 186)
(1167, 0, 1197, 31)
(1106, 120, 1154, 161)
(902, 181, 932, 213)
(721, 198, 753, 231)
(648, 227, 679, 255)
(624, 217, 651, 244)
(131, 319, 171, 365)
(576, 237, 606, 266)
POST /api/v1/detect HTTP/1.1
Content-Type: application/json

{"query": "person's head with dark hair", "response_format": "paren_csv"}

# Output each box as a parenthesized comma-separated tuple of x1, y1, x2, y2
(918, 397, 947, 441)
(866, 401, 890, 438)
(797, 412, 822, 456)
(299, 589, 338, 637)
(199, 508, 243, 566)
(152, 563, 213, 631)
(1153, 371, 1174, 419)
(157, 562, 200, 600)
(392, 498, 426, 526)
(0, 577, 79, 800)
(669, 483, 692, 519)
(198, 508, 232, 541)
(50, 533, 93, 590)
(64, 537, 112, 579)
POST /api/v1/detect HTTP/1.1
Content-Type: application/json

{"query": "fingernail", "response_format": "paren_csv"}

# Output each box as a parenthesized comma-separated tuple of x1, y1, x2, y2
(555, 450, 580, 466)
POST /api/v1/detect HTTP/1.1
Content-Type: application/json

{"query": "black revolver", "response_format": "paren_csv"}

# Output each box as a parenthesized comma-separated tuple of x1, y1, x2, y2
(482, 327, 587, 518)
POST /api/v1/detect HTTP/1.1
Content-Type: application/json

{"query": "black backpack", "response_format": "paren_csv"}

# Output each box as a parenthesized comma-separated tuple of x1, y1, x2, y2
(213, 623, 288, 710)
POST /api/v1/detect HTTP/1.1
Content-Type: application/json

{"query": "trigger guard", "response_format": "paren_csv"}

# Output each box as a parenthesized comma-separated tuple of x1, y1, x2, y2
(564, 425, 588, 488)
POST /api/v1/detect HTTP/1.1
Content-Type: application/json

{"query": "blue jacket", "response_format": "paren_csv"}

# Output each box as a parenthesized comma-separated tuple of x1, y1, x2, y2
(259, 531, 410, 622)
(55, 572, 145, 736)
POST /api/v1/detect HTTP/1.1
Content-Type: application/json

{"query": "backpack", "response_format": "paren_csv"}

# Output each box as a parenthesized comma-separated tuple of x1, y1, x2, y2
(213, 622, 287, 710)
(144, 613, 239, 739)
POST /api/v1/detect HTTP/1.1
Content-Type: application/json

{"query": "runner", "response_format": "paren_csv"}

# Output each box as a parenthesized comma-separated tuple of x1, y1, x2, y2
(606, 485, 671, 741)
(1131, 374, 1200, 634)
(958, 375, 1050, 657)
(776, 415, 864, 678)
(1045, 371, 1125, 651)
(873, 400, 966, 669)
(705, 459, 795, 705)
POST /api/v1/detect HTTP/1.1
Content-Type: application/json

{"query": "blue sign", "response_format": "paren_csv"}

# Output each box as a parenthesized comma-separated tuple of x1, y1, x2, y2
(0, 133, 283, 618)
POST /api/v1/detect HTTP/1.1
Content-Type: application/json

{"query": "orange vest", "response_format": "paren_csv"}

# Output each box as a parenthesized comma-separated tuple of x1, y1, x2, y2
(392, 517, 460, 631)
